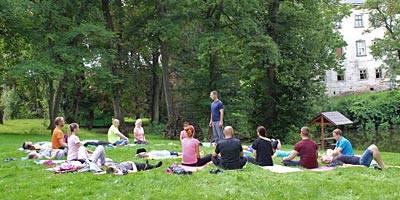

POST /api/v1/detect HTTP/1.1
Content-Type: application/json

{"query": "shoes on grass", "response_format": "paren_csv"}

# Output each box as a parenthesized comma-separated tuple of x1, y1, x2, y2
(4, 157, 17, 162)
(209, 169, 223, 174)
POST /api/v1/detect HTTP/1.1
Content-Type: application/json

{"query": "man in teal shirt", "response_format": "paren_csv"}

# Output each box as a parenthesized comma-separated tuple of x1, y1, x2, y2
(332, 129, 354, 156)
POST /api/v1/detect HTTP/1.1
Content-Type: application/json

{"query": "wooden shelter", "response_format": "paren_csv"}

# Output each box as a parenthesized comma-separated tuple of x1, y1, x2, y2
(308, 111, 353, 150)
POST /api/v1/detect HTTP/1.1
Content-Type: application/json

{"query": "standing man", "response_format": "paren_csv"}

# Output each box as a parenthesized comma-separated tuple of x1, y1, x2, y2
(52, 117, 68, 149)
(282, 126, 318, 169)
(108, 119, 129, 146)
(211, 126, 247, 170)
(209, 90, 224, 145)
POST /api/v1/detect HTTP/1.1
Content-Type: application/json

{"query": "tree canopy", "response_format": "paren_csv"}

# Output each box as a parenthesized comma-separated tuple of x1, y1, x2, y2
(0, 0, 352, 141)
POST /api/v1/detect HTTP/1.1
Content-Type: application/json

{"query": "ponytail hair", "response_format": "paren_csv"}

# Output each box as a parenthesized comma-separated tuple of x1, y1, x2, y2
(68, 123, 79, 137)
(184, 125, 195, 138)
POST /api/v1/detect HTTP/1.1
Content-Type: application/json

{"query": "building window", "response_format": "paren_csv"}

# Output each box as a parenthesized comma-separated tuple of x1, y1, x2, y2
(355, 15, 364, 28)
(337, 74, 344, 81)
(376, 69, 383, 79)
(334, 20, 342, 29)
(356, 40, 366, 56)
(360, 69, 367, 80)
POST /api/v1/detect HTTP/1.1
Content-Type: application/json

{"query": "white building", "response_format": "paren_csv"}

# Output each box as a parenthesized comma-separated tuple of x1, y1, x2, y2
(325, 0, 389, 97)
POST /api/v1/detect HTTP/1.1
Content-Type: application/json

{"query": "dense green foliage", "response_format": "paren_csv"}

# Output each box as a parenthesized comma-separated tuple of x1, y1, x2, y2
(328, 90, 400, 131)
(0, 0, 355, 140)
(0, 120, 400, 199)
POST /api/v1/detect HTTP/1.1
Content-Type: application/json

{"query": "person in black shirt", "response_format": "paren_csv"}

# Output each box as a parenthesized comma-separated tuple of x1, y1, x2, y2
(211, 126, 247, 170)
(246, 126, 273, 166)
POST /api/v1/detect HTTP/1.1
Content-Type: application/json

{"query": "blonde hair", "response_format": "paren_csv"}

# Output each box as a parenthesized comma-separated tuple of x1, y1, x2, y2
(68, 123, 79, 136)
(135, 119, 142, 127)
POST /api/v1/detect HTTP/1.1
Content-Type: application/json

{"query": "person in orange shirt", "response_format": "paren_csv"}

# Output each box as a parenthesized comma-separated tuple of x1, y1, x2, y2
(52, 117, 68, 149)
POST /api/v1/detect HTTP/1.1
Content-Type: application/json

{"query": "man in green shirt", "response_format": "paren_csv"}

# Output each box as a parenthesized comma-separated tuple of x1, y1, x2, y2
(108, 119, 129, 146)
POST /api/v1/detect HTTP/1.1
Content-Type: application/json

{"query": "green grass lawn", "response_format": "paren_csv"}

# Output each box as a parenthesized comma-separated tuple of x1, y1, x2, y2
(0, 119, 399, 199)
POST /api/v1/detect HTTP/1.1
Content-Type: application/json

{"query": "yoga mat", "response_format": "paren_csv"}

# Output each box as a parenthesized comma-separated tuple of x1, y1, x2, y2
(261, 164, 303, 173)
(308, 166, 335, 171)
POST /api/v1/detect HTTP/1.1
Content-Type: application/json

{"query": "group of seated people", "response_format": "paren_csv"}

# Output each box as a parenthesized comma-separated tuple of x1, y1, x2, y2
(179, 123, 388, 171)
(23, 116, 389, 175)
(107, 118, 149, 146)
(23, 117, 159, 175)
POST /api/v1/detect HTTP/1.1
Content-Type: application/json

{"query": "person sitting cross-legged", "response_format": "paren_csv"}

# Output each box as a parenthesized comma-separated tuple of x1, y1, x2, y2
(282, 126, 318, 169)
(181, 125, 212, 167)
(211, 126, 247, 170)
(246, 126, 274, 166)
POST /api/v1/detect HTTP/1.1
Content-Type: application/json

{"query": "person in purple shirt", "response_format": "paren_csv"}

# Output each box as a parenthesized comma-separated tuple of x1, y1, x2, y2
(282, 126, 318, 169)
(209, 90, 224, 145)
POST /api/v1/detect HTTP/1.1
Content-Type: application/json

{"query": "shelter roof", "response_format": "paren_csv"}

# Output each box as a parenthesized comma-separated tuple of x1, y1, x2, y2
(308, 111, 353, 126)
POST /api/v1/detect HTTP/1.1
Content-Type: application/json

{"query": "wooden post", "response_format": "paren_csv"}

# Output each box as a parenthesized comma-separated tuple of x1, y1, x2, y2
(321, 117, 325, 150)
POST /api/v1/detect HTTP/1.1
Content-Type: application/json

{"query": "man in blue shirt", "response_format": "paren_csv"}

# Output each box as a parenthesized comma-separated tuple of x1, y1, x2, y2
(332, 129, 354, 156)
(209, 90, 224, 144)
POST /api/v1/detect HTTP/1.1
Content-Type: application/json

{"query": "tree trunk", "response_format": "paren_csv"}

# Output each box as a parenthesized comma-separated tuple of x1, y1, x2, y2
(156, 1, 179, 139)
(160, 39, 178, 139)
(87, 109, 94, 130)
(47, 79, 55, 130)
(264, 0, 280, 124)
(151, 51, 161, 124)
(48, 75, 66, 130)
(101, 0, 127, 134)
(206, 2, 224, 91)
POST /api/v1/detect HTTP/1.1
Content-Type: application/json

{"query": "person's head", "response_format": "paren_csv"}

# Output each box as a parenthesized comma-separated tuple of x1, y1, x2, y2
(106, 166, 120, 174)
(27, 152, 39, 159)
(183, 120, 189, 128)
(210, 90, 218, 100)
(184, 125, 195, 138)
(113, 119, 120, 127)
(223, 126, 234, 138)
(22, 141, 33, 150)
(332, 129, 342, 140)
(135, 119, 142, 128)
(55, 117, 65, 127)
(257, 126, 267, 137)
(68, 123, 79, 136)
(300, 126, 310, 137)
(321, 154, 333, 164)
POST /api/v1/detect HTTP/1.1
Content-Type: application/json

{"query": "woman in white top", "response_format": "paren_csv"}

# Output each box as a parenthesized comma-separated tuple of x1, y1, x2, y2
(67, 123, 106, 167)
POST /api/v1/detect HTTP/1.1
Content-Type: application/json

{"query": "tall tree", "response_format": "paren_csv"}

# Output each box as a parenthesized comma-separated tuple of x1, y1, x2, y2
(363, 0, 400, 85)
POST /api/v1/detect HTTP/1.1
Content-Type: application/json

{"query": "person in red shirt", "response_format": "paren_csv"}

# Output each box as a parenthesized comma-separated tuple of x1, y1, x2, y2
(282, 126, 318, 169)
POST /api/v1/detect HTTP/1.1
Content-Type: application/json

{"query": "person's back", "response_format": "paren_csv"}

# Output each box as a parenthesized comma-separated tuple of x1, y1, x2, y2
(181, 138, 199, 165)
(336, 136, 354, 156)
(253, 138, 273, 166)
(52, 127, 64, 149)
(108, 125, 120, 143)
(217, 138, 242, 169)
(294, 138, 318, 169)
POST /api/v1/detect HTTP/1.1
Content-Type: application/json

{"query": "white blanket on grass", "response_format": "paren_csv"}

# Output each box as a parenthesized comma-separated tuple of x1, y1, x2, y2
(261, 164, 303, 173)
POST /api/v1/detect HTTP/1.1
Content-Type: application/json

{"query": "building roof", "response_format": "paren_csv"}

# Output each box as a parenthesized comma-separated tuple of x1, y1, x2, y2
(308, 111, 353, 126)
(340, 0, 366, 6)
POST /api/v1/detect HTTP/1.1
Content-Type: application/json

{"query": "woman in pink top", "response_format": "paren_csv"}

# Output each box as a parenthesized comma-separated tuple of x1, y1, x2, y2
(181, 125, 212, 166)
(179, 121, 190, 142)
(133, 119, 149, 145)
